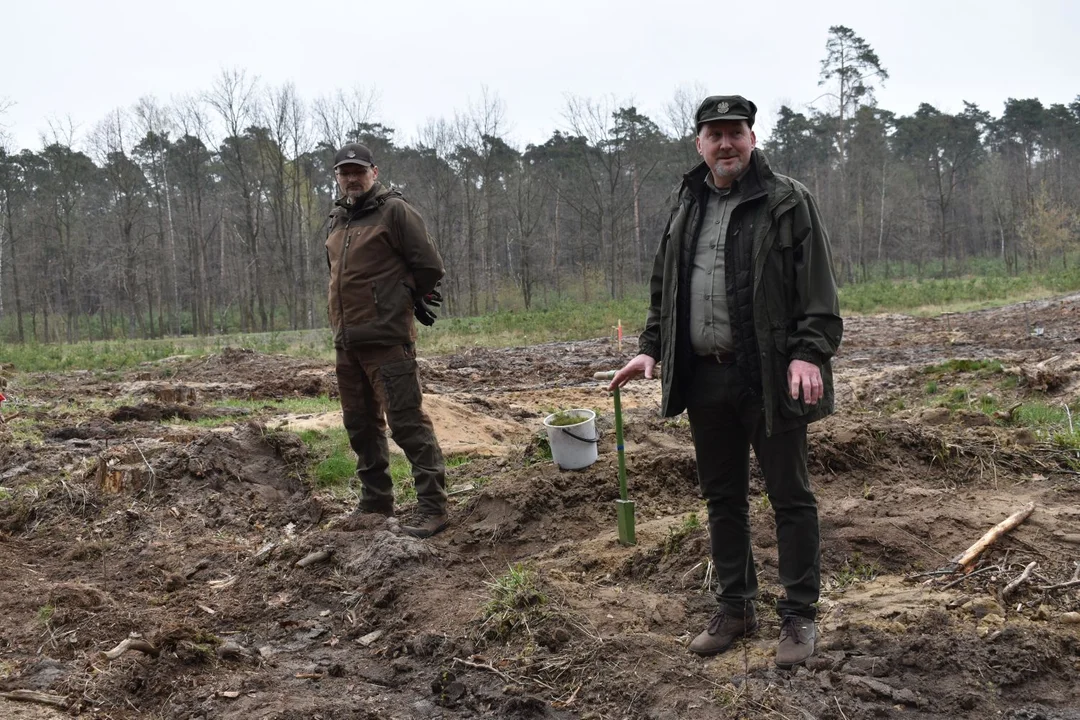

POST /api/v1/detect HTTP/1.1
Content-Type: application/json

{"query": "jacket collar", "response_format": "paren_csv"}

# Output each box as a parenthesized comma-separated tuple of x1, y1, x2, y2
(333, 182, 393, 216)
(681, 149, 785, 209)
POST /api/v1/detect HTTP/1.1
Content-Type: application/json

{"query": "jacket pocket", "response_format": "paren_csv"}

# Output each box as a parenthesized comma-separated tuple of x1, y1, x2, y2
(381, 358, 421, 413)
(773, 330, 812, 420)
(342, 281, 379, 325)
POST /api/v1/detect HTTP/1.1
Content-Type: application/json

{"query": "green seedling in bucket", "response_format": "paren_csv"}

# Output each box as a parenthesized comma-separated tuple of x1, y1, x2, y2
(593, 370, 635, 546)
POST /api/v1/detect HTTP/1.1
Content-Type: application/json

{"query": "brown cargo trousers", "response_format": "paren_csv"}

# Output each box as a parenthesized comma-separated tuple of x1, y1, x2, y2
(335, 343, 446, 514)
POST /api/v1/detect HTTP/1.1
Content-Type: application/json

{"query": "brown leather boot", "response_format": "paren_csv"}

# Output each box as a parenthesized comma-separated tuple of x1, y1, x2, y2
(402, 511, 448, 539)
(687, 610, 758, 656)
(358, 499, 394, 517)
(775, 615, 816, 668)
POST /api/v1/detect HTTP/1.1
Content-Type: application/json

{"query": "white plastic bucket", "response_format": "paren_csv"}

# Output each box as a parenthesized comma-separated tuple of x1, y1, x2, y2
(542, 409, 599, 470)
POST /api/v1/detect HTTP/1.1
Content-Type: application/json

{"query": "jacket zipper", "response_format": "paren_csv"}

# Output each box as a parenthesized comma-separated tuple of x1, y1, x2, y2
(337, 226, 350, 344)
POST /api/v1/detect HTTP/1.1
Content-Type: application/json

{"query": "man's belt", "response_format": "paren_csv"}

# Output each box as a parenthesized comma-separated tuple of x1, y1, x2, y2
(697, 351, 736, 364)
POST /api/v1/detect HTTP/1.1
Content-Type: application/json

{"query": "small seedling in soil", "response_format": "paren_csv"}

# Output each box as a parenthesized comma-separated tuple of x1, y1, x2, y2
(663, 513, 701, 556)
(35, 604, 55, 627)
(828, 554, 879, 591)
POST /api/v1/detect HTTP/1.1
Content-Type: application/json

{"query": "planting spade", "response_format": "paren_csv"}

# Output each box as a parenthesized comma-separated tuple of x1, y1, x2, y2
(593, 370, 635, 546)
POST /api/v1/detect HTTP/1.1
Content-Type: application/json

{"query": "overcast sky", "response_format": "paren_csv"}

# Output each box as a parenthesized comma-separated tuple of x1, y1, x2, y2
(2, 0, 1078, 153)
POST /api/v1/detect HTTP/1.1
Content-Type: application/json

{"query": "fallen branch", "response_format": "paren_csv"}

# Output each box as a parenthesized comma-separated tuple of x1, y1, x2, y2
(132, 438, 157, 495)
(1002, 561, 1038, 599)
(0, 690, 70, 709)
(951, 502, 1036, 569)
(940, 563, 1001, 590)
(452, 656, 515, 684)
(101, 637, 160, 660)
(551, 684, 581, 709)
(1037, 578, 1080, 591)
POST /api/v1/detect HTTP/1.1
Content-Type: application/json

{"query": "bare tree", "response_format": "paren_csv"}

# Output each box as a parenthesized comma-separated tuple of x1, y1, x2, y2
(664, 82, 707, 166)
(452, 89, 510, 313)
(312, 86, 380, 151)
(132, 97, 181, 333)
(562, 94, 638, 300)
(206, 68, 268, 331)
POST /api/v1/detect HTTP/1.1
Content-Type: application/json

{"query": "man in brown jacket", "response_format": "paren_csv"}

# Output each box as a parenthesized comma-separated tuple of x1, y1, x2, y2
(326, 142, 448, 538)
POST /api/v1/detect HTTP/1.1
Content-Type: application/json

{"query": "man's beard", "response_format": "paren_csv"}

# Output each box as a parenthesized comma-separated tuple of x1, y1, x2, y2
(713, 157, 745, 179)
(344, 184, 371, 204)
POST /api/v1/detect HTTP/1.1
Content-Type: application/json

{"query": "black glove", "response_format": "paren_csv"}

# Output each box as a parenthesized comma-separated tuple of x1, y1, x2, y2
(423, 288, 443, 308)
(413, 297, 438, 326)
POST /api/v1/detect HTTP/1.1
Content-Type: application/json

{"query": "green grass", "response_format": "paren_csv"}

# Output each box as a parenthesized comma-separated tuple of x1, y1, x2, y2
(480, 563, 547, 640)
(298, 426, 471, 503)
(826, 554, 879, 591)
(923, 359, 1005, 376)
(947, 387, 970, 405)
(837, 268, 1080, 315)
(1017, 402, 1076, 431)
(35, 604, 55, 626)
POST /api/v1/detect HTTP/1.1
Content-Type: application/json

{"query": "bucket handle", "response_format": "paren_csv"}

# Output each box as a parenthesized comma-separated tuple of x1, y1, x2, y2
(560, 427, 600, 444)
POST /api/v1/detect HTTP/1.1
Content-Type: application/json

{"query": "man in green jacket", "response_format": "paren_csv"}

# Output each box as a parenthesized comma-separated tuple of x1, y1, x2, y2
(609, 95, 842, 668)
(327, 143, 449, 538)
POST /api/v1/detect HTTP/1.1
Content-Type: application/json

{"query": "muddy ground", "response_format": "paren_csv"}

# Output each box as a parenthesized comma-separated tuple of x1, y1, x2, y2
(2, 296, 1080, 719)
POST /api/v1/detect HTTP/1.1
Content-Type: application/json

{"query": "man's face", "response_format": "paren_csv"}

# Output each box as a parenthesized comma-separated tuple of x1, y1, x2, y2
(335, 163, 378, 199)
(695, 120, 756, 186)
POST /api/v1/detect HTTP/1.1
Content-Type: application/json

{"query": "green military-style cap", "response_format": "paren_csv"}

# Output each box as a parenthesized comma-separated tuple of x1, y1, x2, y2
(695, 95, 757, 130)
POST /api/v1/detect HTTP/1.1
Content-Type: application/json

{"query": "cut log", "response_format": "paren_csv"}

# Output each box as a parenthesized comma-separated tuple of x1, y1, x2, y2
(152, 385, 198, 404)
(89, 458, 151, 494)
(0, 690, 70, 709)
(951, 502, 1036, 569)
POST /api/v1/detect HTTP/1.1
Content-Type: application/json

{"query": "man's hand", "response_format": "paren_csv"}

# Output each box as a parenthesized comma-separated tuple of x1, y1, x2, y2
(608, 354, 657, 391)
(413, 297, 438, 326)
(788, 359, 823, 404)
(424, 287, 443, 308)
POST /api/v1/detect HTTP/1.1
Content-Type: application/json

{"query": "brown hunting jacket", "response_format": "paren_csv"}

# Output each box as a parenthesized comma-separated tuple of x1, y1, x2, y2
(326, 183, 444, 348)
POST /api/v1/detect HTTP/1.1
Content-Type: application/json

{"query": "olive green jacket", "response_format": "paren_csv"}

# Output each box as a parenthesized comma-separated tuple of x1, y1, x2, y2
(638, 149, 842, 435)
(326, 183, 444, 348)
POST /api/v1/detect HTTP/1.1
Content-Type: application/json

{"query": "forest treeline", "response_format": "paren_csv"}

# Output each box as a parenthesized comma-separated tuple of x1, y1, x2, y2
(0, 26, 1077, 343)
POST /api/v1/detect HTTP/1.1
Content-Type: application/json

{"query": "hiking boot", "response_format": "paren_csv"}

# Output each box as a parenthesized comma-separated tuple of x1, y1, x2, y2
(775, 615, 816, 668)
(402, 511, 448, 539)
(687, 610, 758, 656)
(358, 499, 394, 518)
